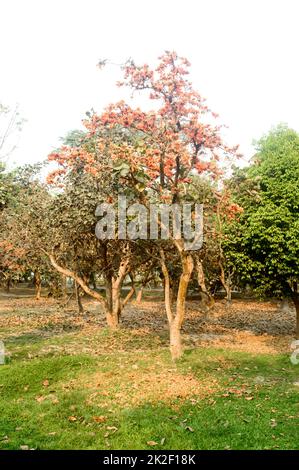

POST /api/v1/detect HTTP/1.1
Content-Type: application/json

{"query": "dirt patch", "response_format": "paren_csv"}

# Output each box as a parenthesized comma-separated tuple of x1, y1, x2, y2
(187, 330, 292, 355)
(0, 288, 296, 357)
(72, 367, 219, 407)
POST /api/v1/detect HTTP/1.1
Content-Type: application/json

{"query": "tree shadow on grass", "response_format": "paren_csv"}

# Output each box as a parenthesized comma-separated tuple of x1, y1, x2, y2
(3, 323, 84, 347)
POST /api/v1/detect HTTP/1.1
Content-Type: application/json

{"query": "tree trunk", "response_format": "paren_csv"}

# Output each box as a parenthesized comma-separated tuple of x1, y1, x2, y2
(195, 257, 214, 310)
(104, 276, 118, 328)
(176, 253, 194, 327)
(226, 271, 232, 303)
(35, 271, 41, 300)
(75, 281, 84, 314)
(123, 285, 135, 307)
(136, 288, 143, 303)
(286, 282, 299, 339)
(90, 272, 97, 290)
(121, 274, 135, 309)
(169, 319, 183, 361)
(196, 258, 207, 293)
(171, 253, 194, 360)
(291, 293, 299, 339)
(160, 252, 173, 323)
(160, 248, 194, 361)
(45, 251, 131, 329)
(47, 252, 106, 301)
(135, 272, 154, 303)
(5, 278, 11, 293)
(61, 274, 67, 300)
(112, 284, 122, 322)
(106, 310, 120, 328)
(104, 280, 121, 328)
(226, 285, 232, 303)
(219, 260, 232, 304)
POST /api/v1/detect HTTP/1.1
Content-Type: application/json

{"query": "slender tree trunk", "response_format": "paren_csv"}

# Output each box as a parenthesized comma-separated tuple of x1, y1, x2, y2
(106, 285, 121, 329)
(169, 318, 183, 361)
(219, 259, 232, 304)
(104, 259, 130, 328)
(75, 281, 84, 314)
(291, 292, 299, 339)
(46, 252, 106, 311)
(136, 272, 155, 303)
(160, 248, 194, 361)
(112, 284, 122, 321)
(45, 251, 130, 329)
(35, 271, 41, 300)
(136, 288, 143, 303)
(226, 284, 232, 303)
(104, 284, 122, 328)
(90, 272, 97, 290)
(227, 271, 232, 303)
(123, 285, 135, 307)
(195, 257, 214, 309)
(5, 277, 11, 293)
(121, 274, 135, 308)
(196, 258, 207, 293)
(61, 274, 67, 300)
(104, 282, 122, 327)
(104, 276, 117, 328)
(282, 282, 299, 339)
(172, 253, 194, 359)
(160, 250, 173, 323)
(296, 305, 299, 340)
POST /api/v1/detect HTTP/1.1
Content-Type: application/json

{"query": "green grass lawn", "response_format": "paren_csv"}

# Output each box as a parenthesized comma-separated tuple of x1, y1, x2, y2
(0, 323, 298, 450)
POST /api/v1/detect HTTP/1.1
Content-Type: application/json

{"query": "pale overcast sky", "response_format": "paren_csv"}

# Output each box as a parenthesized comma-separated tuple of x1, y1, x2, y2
(1, 0, 299, 167)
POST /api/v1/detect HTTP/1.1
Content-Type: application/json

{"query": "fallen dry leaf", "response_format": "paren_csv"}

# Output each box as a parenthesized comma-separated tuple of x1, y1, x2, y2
(186, 426, 194, 432)
(147, 441, 158, 446)
(93, 415, 107, 423)
(35, 395, 45, 403)
(106, 426, 118, 432)
(68, 416, 77, 422)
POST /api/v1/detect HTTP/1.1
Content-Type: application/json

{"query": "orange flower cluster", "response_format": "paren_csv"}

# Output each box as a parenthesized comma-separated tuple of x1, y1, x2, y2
(215, 190, 244, 221)
(46, 51, 239, 199)
(0, 240, 26, 271)
(47, 146, 105, 185)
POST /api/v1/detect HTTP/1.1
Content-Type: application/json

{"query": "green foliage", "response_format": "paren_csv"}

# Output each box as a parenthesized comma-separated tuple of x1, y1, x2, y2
(0, 165, 14, 210)
(60, 129, 86, 148)
(226, 125, 299, 297)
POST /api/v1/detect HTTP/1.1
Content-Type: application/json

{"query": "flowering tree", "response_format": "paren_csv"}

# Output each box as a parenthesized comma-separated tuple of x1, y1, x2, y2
(0, 239, 25, 291)
(89, 51, 239, 359)
(46, 128, 152, 327)
(0, 164, 50, 297)
(46, 52, 239, 358)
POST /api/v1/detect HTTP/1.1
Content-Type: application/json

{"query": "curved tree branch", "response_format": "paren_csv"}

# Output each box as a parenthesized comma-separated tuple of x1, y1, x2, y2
(42, 250, 105, 304)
